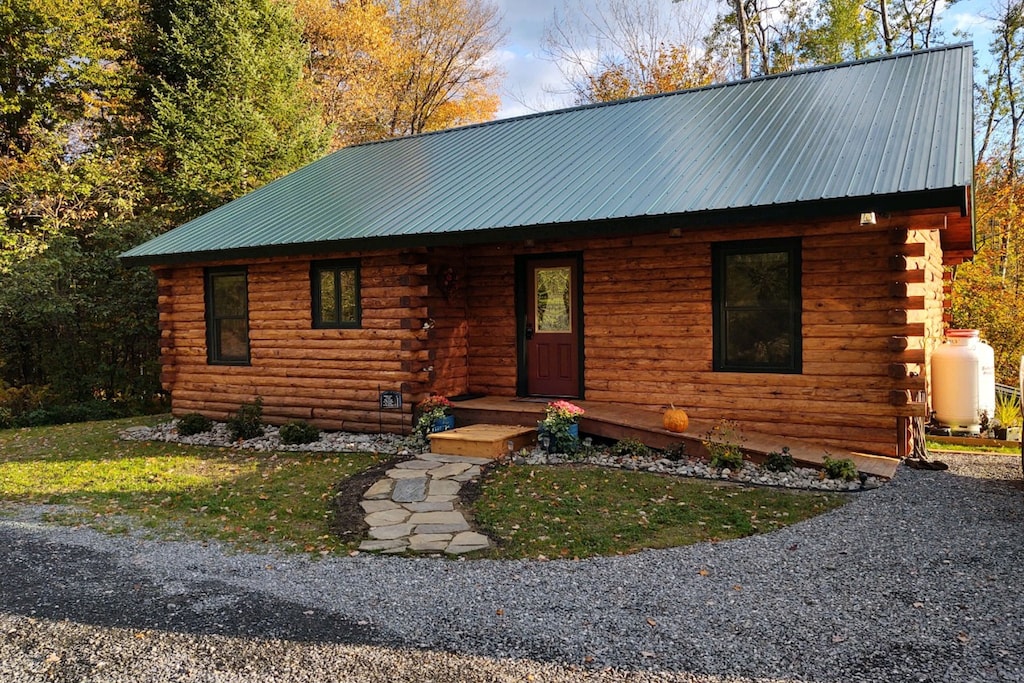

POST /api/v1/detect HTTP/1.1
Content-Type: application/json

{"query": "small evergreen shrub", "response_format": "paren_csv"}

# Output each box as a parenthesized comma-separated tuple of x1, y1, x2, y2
(765, 446, 794, 472)
(177, 412, 213, 436)
(227, 398, 264, 441)
(280, 420, 320, 445)
(822, 455, 858, 481)
(611, 437, 651, 459)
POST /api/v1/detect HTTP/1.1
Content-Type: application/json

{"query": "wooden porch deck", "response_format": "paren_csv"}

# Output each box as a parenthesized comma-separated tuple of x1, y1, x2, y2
(449, 396, 900, 479)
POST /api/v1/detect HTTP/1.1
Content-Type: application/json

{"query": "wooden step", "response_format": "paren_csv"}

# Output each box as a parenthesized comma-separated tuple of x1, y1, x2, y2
(428, 424, 538, 459)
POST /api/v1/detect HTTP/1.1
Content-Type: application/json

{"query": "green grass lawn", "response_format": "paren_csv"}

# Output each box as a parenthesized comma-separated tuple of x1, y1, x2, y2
(0, 416, 383, 554)
(471, 464, 846, 559)
(926, 439, 1021, 455)
(0, 417, 848, 558)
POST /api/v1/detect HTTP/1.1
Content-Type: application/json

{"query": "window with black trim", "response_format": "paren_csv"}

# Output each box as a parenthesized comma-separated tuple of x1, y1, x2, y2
(712, 238, 801, 373)
(311, 260, 360, 328)
(205, 267, 250, 365)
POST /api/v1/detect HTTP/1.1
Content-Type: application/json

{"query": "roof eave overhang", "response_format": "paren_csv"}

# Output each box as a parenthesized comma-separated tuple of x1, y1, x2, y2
(119, 187, 973, 269)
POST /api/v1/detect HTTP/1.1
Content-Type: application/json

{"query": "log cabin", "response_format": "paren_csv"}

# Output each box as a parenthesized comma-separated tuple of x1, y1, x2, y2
(120, 44, 975, 459)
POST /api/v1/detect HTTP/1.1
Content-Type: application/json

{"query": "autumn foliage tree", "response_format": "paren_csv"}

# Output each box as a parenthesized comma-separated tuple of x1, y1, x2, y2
(950, 0, 1024, 385)
(297, 0, 504, 148)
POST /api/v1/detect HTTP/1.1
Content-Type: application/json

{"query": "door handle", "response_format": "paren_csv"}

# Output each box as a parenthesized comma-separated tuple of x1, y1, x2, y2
(525, 323, 534, 340)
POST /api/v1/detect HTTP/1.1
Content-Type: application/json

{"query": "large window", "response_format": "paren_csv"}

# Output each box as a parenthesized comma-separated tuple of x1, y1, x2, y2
(205, 268, 250, 365)
(712, 238, 801, 373)
(311, 260, 360, 328)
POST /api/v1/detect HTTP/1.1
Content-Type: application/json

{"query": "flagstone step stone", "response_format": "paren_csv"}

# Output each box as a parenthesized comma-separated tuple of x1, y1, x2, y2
(393, 460, 439, 470)
(364, 509, 411, 526)
(386, 468, 431, 480)
(360, 499, 401, 514)
(359, 453, 493, 556)
(392, 478, 428, 503)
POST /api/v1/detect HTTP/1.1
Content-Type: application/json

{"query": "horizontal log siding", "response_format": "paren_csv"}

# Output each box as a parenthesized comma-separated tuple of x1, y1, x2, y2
(155, 252, 435, 432)
(465, 212, 948, 456)
(918, 228, 947, 413)
(421, 251, 470, 399)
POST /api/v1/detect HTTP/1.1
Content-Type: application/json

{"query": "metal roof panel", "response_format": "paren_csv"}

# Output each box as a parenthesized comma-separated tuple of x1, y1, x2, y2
(121, 44, 975, 265)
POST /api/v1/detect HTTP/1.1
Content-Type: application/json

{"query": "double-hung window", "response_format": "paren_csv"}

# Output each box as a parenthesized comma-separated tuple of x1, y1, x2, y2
(205, 268, 250, 364)
(712, 238, 801, 373)
(311, 260, 360, 328)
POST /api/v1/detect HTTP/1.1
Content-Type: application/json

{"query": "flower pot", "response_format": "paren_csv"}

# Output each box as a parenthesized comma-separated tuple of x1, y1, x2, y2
(429, 415, 455, 433)
(537, 422, 579, 453)
(1006, 426, 1022, 443)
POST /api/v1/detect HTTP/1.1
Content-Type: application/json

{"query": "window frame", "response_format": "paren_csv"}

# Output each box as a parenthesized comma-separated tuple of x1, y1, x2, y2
(712, 237, 802, 374)
(310, 259, 361, 329)
(204, 267, 251, 366)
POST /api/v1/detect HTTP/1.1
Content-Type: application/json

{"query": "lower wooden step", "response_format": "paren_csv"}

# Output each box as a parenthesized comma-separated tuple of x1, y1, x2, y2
(429, 424, 537, 459)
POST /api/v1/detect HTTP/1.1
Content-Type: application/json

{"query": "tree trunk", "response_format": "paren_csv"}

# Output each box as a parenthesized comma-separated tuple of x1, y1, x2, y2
(733, 0, 750, 78)
(879, 0, 894, 53)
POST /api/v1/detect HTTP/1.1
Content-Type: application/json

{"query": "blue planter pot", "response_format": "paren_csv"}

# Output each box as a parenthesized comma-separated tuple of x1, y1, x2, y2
(429, 415, 455, 433)
(537, 422, 579, 453)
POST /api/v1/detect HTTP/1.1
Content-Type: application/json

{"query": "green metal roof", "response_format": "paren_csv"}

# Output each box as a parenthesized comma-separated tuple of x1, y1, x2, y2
(121, 44, 974, 267)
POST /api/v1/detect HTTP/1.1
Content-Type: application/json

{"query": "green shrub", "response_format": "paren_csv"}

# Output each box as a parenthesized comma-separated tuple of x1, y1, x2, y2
(704, 421, 745, 471)
(0, 407, 11, 429)
(177, 412, 213, 436)
(765, 446, 794, 472)
(227, 398, 264, 441)
(822, 455, 858, 482)
(662, 442, 688, 461)
(10, 400, 121, 427)
(611, 437, 651, 459)
(279, 420, 320, 445)
(0, 383, 50, 416)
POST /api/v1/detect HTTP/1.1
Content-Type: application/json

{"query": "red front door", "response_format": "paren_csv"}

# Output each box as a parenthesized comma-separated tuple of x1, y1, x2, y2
(524, 257, 580, 397)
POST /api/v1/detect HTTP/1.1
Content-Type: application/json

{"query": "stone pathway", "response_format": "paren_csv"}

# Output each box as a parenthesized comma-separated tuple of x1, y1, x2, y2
(358, 453, 492, 555)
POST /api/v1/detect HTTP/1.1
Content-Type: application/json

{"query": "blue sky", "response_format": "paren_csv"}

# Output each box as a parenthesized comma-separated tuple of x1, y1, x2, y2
(491, 0, 1001, 120)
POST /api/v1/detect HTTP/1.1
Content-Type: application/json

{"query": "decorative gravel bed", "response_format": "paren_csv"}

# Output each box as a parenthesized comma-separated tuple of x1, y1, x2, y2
(1, 453, 1021, 682)
(120, 420, 883, 492)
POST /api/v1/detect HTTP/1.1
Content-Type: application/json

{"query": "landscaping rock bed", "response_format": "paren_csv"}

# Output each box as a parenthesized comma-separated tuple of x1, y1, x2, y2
(525, 449, 883, 491)
(119, 421, 412, 455)
(121, 419, 886, 492)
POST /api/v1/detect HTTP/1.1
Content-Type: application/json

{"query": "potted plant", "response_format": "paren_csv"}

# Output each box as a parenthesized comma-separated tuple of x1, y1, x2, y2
(415, 394, 455, 438)
(538, 400, 584, 454)
(994, 391, 1022, 442)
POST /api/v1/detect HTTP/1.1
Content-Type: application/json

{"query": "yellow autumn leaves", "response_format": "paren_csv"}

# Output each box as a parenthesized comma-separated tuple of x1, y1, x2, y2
(294, 0, 505, 149)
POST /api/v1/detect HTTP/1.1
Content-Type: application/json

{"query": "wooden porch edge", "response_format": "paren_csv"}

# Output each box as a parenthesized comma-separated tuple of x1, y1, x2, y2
(450, 396, 900, 479)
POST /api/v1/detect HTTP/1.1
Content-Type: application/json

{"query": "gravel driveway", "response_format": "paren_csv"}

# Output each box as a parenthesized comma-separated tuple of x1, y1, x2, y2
(1, 454, 1021, 682)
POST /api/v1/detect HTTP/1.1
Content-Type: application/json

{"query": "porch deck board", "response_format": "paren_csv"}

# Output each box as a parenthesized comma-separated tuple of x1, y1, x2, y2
(450, 396, 899, 479)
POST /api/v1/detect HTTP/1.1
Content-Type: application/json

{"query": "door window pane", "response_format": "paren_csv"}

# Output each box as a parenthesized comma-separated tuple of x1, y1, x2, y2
(535, 266, 571, 333)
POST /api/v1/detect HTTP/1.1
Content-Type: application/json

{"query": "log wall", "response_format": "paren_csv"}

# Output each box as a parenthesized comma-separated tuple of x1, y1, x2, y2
(154, 210, 950, 455)
(155, 250, 446, 432)
(465, 212, 947, 456)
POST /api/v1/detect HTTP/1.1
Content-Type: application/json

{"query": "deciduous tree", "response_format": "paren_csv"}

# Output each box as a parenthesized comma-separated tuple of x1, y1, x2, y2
(297, 0, 504, 147)
(544, 0, 724, 104)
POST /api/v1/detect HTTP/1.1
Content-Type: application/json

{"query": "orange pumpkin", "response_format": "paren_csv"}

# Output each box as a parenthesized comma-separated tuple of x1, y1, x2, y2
(662, 404, 689, 433)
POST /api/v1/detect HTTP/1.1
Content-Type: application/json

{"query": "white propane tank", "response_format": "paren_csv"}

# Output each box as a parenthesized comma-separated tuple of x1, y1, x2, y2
(931, 329, 997, 432)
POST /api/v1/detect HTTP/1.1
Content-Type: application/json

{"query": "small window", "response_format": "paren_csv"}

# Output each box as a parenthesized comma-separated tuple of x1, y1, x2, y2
(205, 268, 250, 365)
(311, 260, 360, 328)
(712, 238, 801, 373)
